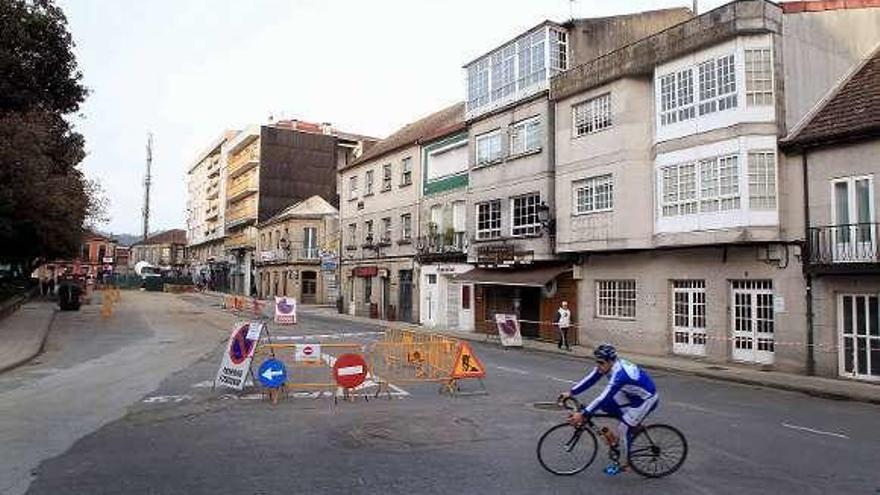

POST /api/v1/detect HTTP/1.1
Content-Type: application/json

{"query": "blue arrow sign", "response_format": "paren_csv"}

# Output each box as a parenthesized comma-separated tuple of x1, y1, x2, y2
(257, 359, 287, 388)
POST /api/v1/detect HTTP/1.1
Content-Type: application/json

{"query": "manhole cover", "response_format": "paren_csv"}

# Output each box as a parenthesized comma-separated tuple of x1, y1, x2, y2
(705, 365, 728, 371)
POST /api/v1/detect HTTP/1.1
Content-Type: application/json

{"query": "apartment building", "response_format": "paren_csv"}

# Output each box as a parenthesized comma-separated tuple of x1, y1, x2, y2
(254, 195, 339, 305)
(549, 0, 880, 375)
(130, 229, 187, 271)
(186, 131, 237, 291)
(458, 10, 693, 341)
(223, 120, 376, 295)
(417, 118, 472, 330)
(339, 103, 463, 321)
(781, 44, 880, 381)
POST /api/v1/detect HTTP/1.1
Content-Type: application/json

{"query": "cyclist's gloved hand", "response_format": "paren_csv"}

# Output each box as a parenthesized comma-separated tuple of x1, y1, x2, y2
(567, 411, 585, 427)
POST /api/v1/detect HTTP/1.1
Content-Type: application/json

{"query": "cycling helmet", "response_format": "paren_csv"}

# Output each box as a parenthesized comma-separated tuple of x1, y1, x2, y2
(593, 344, 617, 361)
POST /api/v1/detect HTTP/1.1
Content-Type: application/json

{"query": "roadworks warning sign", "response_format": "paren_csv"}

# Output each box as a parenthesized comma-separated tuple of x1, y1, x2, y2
(451, 342, 485, 379)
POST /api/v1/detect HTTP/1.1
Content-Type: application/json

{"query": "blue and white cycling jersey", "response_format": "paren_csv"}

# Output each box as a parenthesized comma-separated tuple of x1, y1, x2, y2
(570, 358, 657, 415)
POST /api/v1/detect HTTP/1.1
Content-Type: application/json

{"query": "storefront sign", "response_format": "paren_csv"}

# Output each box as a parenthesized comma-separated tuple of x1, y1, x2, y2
(476, 245, 533, 266)
(353, 266, 378, 277)
(320, 254, 338, 271)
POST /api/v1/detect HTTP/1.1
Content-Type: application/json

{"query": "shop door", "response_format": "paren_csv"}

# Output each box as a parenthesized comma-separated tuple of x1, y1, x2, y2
(301, 271, 317, 304)
(398, 270, 413, 322)
(424, 273, 438, 326)
(672, 280, 707, 356)
(730, 280, 775, 364)
(838, 294, 880, 381)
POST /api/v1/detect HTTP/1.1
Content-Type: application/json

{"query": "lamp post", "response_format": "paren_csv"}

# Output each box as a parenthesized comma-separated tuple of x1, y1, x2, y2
(537, 201, 554, 235)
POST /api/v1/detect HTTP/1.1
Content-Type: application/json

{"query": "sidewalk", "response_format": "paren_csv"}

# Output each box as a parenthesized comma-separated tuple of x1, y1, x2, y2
(297, 305, 880, 405)
(0, 301, 57, 373)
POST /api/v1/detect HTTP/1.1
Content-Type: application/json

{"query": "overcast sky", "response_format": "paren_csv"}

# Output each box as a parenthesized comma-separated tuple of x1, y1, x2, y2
(60, 0, 729, 235)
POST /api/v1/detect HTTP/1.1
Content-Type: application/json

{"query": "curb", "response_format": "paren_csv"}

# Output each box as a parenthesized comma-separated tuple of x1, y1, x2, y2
(0, 307, 57, 374)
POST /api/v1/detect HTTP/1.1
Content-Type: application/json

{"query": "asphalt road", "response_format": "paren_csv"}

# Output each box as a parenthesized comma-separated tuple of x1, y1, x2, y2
(1, 292, 878, 495)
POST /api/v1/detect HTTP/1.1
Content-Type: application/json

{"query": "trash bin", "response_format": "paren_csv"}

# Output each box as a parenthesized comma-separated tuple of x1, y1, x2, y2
(58, 281, 82, 311)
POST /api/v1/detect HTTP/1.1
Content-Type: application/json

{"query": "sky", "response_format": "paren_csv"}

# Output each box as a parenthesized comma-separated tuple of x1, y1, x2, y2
(60, 0, 730, 236)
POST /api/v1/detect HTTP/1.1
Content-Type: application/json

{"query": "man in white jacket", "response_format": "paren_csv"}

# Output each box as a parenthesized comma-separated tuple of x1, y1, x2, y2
(555, 301, 572, 351)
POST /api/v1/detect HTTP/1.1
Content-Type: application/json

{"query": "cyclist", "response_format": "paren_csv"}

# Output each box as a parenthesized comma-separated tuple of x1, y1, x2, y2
(560, 344, 659, 476)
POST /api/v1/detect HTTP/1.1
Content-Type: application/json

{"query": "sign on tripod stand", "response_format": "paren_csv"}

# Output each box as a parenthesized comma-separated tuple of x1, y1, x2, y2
(274, 296, 297, 325)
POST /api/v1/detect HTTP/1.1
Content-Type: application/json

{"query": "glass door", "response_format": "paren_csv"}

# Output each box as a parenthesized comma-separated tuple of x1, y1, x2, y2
(832, 177, 876, 262)
(838, 294, 880, 381)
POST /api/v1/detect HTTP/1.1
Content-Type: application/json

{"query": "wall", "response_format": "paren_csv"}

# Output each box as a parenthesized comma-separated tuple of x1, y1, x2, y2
(576, 246, 808, 373)
(554, 77, 655, 252)
(467, 96, 555, 261)
(782, 7, 880, 131)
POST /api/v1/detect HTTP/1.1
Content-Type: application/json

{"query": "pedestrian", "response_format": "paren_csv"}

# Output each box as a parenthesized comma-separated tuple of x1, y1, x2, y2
(555, 301, 572, 351)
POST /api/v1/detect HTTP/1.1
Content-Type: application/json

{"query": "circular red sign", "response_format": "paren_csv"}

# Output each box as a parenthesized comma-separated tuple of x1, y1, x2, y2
(303, 346, 314, 356)
(333, 353, 368, 389)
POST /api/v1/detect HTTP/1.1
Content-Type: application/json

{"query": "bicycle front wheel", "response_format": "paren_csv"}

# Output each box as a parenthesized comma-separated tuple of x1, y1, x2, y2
(628, 424, 688, 478)
(536, 423, 598, 476)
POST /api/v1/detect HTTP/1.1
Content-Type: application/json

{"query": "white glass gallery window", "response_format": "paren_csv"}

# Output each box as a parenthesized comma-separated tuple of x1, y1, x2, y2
(511, 193, 541, 236)
(573, 93, 611, 136)
(510, 117, 541, 155)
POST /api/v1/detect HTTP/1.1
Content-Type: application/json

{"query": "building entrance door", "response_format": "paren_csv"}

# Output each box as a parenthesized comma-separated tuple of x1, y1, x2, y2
(672, 280, 707, 356)
(838, 294, 880, 381)
(301, 271, 317, 304)
(730, 280, 775, 364)
(398, 270, 413, 322)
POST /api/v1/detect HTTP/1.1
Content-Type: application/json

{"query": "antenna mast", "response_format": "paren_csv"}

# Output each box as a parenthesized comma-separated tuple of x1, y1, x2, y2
(143, 132, 152, 241)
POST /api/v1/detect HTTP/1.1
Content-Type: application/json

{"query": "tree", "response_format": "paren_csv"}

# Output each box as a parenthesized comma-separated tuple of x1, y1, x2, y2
(0, 0, 103, 270)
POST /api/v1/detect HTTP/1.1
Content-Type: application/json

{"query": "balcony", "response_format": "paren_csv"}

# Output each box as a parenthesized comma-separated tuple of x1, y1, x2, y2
(206, 182, 220, 200)
(225, 205, 257, 230)
(205, 205, 220, 221)
(301, 247, 320, 260)
(227, 142, 260, 180)
(225, 231, 254, 250)
(807, 223, 880, 274)
(416, 231, 468, 263)
(227, 176, 258, 203)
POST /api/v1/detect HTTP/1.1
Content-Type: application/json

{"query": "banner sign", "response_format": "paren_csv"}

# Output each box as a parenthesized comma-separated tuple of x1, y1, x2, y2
(274, 296, 297, 325)
(215, 322, 263, 390)
(495, 313, 523, 347)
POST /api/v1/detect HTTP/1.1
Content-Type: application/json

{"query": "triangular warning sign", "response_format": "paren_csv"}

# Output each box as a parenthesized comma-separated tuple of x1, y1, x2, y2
(452, 342, 485, 379)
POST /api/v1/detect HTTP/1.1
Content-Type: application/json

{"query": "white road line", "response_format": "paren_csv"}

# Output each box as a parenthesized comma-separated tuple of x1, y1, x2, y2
(272, 331, 383, 341)
(781, 422, 850, 439)
(494, 365, 529, 375)
(547, 376, 575, 384)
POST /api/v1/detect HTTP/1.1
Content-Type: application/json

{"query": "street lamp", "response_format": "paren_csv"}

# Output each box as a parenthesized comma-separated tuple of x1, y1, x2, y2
(537, 201, 554, 236)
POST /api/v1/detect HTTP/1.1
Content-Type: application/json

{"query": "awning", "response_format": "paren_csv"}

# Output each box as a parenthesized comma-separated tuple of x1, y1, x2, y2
(452, 264, 571, 287)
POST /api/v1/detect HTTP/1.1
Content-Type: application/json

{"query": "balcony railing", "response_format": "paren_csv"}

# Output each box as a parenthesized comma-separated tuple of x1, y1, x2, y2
(807, 223, 880, 268)
(301, 247, 319, 260)
(227, 142, 260, 180)
(415, 231, 468, 262)
(227, 176, 258, 203)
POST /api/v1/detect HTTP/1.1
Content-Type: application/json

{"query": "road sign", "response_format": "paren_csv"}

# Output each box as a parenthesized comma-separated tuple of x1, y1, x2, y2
(333, 353, 368, 389)
(215, 322, 263, 390)
(274, 296, 297, 325)
(495, 313, 523, 347)
(452, 342, 485, 379)
(257, 359, 287, 388)
(295, 343, 322, 363)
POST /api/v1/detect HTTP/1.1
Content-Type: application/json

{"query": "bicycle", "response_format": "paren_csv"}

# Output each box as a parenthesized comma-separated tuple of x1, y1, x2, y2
(536, 396, 688, 478)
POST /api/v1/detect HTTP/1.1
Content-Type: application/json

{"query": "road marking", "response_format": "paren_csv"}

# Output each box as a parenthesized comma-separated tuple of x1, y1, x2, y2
(781, 422, 849, 439)
(142, 394, 192, 403)
(547, 376, 575, 384)
(494, 365, 529, 375)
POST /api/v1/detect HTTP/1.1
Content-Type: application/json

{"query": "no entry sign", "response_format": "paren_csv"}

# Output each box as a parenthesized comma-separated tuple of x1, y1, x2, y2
(295, 343, 321, 363)
(332, 353, 368, 389)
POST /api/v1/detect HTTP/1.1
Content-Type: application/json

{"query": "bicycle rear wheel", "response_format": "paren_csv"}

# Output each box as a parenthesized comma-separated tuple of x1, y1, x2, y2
(536, 423, 598, 476)
(628, 424, 688, 478)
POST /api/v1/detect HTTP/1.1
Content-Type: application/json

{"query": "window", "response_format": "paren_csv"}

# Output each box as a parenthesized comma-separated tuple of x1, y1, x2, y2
(461, 285, 471, 310)
(574, 174, 613, 214)
(698, 155, 740, 213)
(302, 227, 317, 258)
(491, 44, 516, 102)
(697, 59, 717, 115)
(661, 163, 697, 217)
(550, 29, 568, 75)
(716, 55, 737, 111)
(517, 30, 546, 90)
(660, 69, 695, 126)
(596, 280, 636, 319)
(381, 217, 392, 242)
(476, 200, 501, 240)
(511, 193, 541, 236)
(400, 213, 412, 240)
(467, 58, 490, 111)
(475, 130, 502, 165)
(382, 164, 392, 191)
(745, 49, 773, 106)
(348, 176, 358, 200)
(748, 152, 776, 210)
(365, 170, 374, 195)
(510, 117, 541, 155)
(573, 93, 611, 136)
(430, 205, 442, 232)
(401, 157, 412, 186)
(364, 276, 372, 302)
(453, 201, 466, 233)
(347, 224, 357, 247)
(364, 220, 374, 243)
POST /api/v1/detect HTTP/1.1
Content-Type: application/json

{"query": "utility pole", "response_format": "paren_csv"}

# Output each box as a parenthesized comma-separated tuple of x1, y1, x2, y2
(143, 132, 152, 242)
(693, 0, 698, 15)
